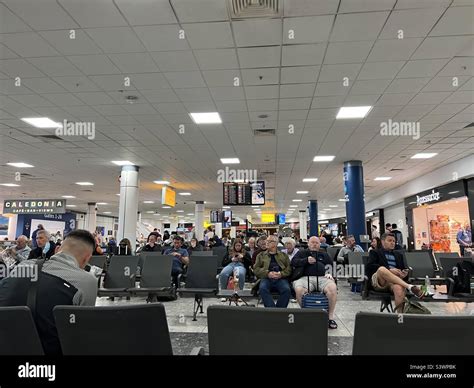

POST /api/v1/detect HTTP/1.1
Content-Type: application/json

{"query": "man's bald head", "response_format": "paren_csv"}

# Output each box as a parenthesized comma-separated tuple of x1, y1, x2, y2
(16, 235, 28, 249)
(308, 236, 320, 251)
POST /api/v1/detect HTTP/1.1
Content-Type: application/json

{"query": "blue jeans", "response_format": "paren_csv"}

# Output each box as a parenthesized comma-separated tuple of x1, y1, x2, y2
(259, 278, 291, 308)
(219, 262, 246, 290)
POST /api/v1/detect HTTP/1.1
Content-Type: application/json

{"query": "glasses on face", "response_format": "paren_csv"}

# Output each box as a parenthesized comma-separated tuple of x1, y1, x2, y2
(267, 240, 277, 244)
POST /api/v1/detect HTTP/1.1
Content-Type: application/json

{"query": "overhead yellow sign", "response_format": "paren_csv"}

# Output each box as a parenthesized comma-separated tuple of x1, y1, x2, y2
(260, 213, 275, 223)
(161, 186, 176, 207)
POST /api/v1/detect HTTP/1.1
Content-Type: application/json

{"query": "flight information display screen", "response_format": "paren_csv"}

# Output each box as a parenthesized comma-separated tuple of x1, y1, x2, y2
(223, 181, 265, 206)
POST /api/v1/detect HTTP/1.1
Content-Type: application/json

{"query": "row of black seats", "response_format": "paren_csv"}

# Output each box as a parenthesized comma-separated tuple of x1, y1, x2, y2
(1, 304, 472, 355)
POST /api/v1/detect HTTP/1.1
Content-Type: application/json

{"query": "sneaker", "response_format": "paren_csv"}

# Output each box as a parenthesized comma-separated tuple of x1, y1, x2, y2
(410, 285, 424, 299)
(220, 298, 227, 302)
(290, 299, 297, 303)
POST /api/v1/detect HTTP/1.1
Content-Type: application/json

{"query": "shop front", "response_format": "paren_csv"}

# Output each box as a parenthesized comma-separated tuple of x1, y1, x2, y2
(405, 180, 472, 254)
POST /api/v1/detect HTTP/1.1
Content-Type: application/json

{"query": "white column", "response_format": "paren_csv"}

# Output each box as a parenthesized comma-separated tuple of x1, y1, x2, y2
(299, 210, 308, 242)
(7, 214, 18, 240)
(230, 226, 236, 239)
(117, 165, 139, 254)
(195, 201, 204, 241)
(84, 202, 97, 233)
(215, 223, 222, 238)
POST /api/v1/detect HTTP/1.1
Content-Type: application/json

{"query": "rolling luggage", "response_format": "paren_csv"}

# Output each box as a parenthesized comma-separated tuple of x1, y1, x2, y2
(301, 274, 329, 310)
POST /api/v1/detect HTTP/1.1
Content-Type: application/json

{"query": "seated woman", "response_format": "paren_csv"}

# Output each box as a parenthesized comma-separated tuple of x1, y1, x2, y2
(219, 239, 251, 291)
(187, 238, 203, 255)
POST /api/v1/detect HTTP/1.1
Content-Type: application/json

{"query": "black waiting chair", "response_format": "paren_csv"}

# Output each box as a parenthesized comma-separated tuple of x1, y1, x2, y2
(211, 246, 227, 273)
(353, 312, 474, 355)
(205, 306, 328, 355)
(89, 255, 107, 269)
(53, 304, 173, 355)
(189, 251, 214, 256)
(435, 252, 460, 260)
(404, 251, 446, 284)
(178, 256, 218, 321)
(97, 255, 139, 299)
(438, 256, 464, 278)
(327, 246, 340, 262)
(362, 254, 394, 313)
(0, 307, 44, 355)
(128, 255, 175, 302)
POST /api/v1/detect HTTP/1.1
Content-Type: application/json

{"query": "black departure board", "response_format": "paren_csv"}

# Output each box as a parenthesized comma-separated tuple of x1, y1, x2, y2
(223, 181, 265, 206)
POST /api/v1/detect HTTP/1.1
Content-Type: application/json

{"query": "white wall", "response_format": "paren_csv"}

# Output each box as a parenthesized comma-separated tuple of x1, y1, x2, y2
(383, 202, 408, 248)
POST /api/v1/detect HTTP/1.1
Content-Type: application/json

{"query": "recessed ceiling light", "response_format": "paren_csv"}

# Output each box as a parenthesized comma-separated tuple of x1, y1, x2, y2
(296, 191, 309, 194)
(6, 162, 34, 168)
(154, 213, 161, 216)
(176, 210, 184, 213)
(338, 198, 347, 202)
(146, 211, 155, 214)
(187, 213, 194, 216)
(336, 106, 372, 119)
(112, 160, 134, 166)
(374, 177, 392, 181)
(323, 208, 332, 211)
(290, 205, 298, 207)
(222, 206, 231, 209)
(96, 202, 108, 205)
(179, 192, 191, 196)
(75, 182, 94, 186)
(302, 178, 318, 182)
(162, 206, 171, 209)
(103, 211, 112, 214)
(251, 206, 259, 208)
(143, 201, 154, 204)
(313, 155, 335, 162)
(21, 117, 61, 128)
(0, 183, 20, 187)
(189, 112, 222, 124)
(154, 180, 170, 185)
(220, 158, 240, 164)
(61, 195, 76, 199)
(411, 153, 438, 159)
(66, 204, 77, 208)
(233, 179, 245, 183)
(292, 199, 302, 202)
(116, 193, 120, 196)
(318, 220, 329, 224)
(329, 205, 338, 208)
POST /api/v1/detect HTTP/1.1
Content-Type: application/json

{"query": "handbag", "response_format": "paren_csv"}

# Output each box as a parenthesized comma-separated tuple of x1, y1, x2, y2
(301, 270, 329, 311)
(395, 297, 431, 314)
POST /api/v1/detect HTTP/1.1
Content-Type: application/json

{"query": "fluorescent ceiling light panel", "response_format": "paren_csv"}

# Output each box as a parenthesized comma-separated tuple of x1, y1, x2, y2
(374, 177, 392, 181)
(313, 155, 335, 162)
(96, 202, 108, 205)
(296, 191, 309, 194)
(302, 178, 318, 182)
(292, 199, 302, 202)
(21, 117, 62, 128)
(112, 160, 134, 166)
(75, 182, 94, 186)
(411, 153, 438, 159)
(220, 158, 240, 164)
(143, 201, 154, 204)
(1, 183, 20, 187)
(179, 192, 191, 196)
(6, 162, 34, 168)
(154, 180, 170, 185)
(61, 195, 76, 199)
(336, 106, 372, 119)
(189, 112, 222, 124)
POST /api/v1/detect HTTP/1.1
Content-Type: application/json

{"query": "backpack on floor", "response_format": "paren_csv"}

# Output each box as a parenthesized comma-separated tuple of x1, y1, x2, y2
(396, 297, 431, 314)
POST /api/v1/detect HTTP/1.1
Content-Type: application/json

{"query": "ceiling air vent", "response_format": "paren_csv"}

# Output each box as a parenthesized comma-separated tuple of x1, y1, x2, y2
(389, 168, 405, 171)
(81, 189, 93, 192)
(463, 122, 474, 128)
(229, 0, 281, 19)
(32, 135, 63, 141)
(254, 128, 275, 136)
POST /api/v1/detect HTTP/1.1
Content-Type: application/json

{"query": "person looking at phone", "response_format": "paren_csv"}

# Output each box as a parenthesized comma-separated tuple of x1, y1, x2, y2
(366, 233, 423, 312)
(219, 239, 251, 290)
(163, 236, 189, 287)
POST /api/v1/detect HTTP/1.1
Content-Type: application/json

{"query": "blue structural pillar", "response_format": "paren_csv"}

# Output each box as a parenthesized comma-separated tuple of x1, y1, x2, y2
(343, 161, 367, 247)
(308, 200, 318, 237)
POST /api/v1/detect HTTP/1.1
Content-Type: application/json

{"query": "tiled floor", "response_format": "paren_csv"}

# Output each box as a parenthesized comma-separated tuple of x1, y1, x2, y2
(95, 282, 474, 355)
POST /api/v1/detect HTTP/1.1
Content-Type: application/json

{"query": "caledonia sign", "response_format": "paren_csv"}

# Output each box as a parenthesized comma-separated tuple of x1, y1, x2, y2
(3, 199, 66, 214)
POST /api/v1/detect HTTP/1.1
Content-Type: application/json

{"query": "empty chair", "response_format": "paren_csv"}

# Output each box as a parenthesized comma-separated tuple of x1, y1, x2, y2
(404, 251, 442, 281)
(128, 255, 175, 302)
(353, 312, 474, 355)
(212, 246, 227, 271)
(438, 256, 464, 277)
(97, 255, 139, 298)
(327, 246, 340, 262)
(207, 306, 328, 355)
(178, 256, 217, 320)
(435, 252, 460, 259)
(54, 304, 172, 355)
(88, 255, 107, 269)
(189, 251, 214, 256)
(0, 307, 44, 355)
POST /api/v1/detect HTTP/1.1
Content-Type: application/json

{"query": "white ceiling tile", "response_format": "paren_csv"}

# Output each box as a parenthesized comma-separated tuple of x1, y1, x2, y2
(10, 94, 55, 107)
(202, 70, 241, 87)
(460, 78, 474, 91)
(307, 108, 338, 120)
(319, 63, 363, 82)
(42, 93, 85, 106)
(122, 103, 158, 115)
(429, 103, 469, 115)
(151, 51, 199, 71)
(209, 86, 245, 101)
(108, 53, 160, 73)
(280, 84, 315, 98)
(283, 15, 334, 44)
(330, 12, 389, 42)
(397, 59, 450, 78)
(444, 90, 474, 104)
(171, 0, 228, 22)
(247, 99, 278, 111)
(39, 30, 102, 55)
(314, 82, 349, 96)
(91, 104, 127, 115)
(412, 36, 474, 60)
(350, 79, 391, 95)
(376, 93, 415, 106)
(84, 27, 146, 53)
(430, 6, 474, 36)
(62, 105, 102, 117)
(89, 75, 136, 91)
(241, 68, 279, 86)
(154, 102, 187, 114)
(174, 88, 213, 102)
(279, 98, 311, 110)
(280, 66, 319, 84)
(284, 0, 339, 16)
(52, 76, 102, 92)
(0, 43, 18, 59)
(358, 61, 405, 80)
(21, 78, 67, 94)
(0, 79, 33, 95)
(214, 100, 247, 112)
(311, 96, 346, 108)
(324, 41, 373, 64)
(422, 76, 471, 92)
(438, 57, 474, 76)
(58, 0, 128, 28)
(194, 49, 239, 70)
(129, 73, 171, 90)
(339, 0, 396, 12)
(366, 38, 423, 62)
(385, 77, 430, 93)
(1, 32, 60, 57)
(344, 94, 380, 105)
(163, 71, 206, 88)
(133, 25, 189, 51)
(395, 0, 451, 9)
(67, 55, 121, 75)
(238, 46, 281, 68)
(183, 22, 234, 49)
(282, 44, 325, 66)
(182, 101, 216, 112)
(0, 3, 31, 33)
(380, 8, 445, 39)
(115, 0, 177, 25)
(233, 19, 282, 47)
(75, 92, 116, 105)
(0, 59, 45, 77)
(245, 85, 279, 99)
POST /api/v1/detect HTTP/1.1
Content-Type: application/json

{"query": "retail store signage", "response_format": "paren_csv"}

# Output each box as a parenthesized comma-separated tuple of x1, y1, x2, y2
(416, 190, 440, 206)
(3, 199, 66, 214)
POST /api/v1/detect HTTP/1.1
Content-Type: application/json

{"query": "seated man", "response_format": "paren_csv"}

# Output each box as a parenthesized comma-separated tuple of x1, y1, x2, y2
(253, 236, 291, 308)
(140, 234, 161, 252)
(337, 235, 364, 264)
(366, 233, 423, 312)
(292, 236, 338, 329)
(163, 236, 190, 288)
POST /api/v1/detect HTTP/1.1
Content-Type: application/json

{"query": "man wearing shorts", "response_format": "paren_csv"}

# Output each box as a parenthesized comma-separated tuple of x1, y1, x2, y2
(367, 233, 423, 312)
(292, 236, 338, 329)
